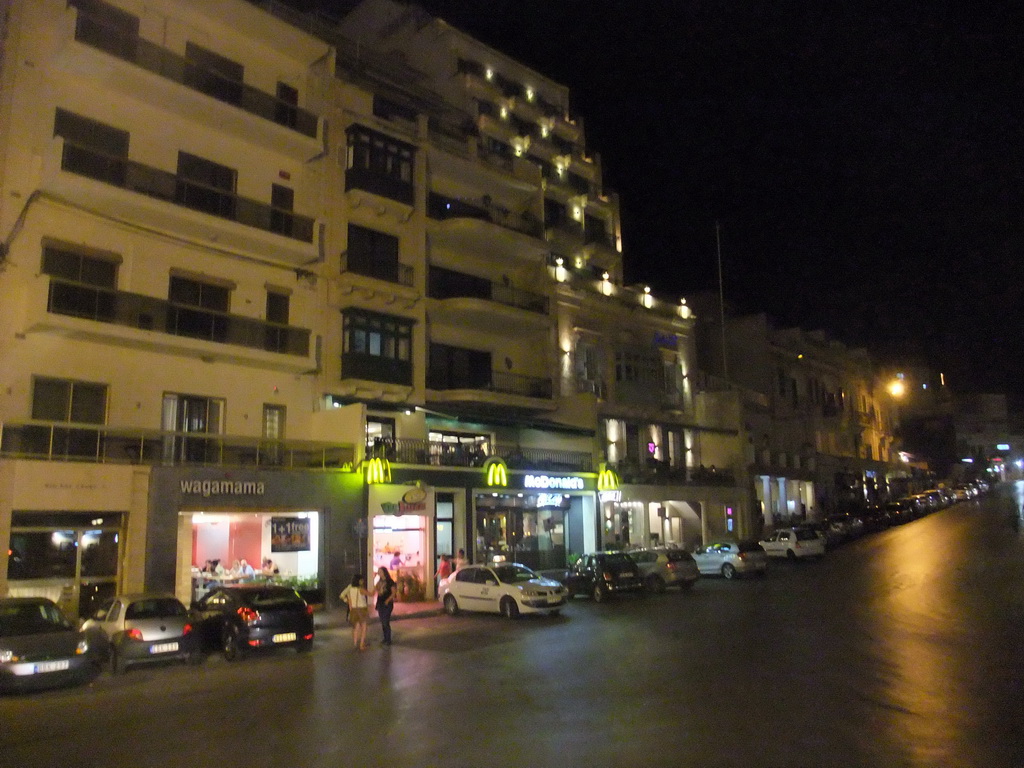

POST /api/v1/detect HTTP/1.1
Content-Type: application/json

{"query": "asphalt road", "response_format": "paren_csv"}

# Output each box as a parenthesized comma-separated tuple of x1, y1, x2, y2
(3, 487, 1023, 768)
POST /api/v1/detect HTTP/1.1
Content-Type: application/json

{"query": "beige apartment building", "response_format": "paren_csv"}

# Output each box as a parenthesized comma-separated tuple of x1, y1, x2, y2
(0, 0, 748, 618)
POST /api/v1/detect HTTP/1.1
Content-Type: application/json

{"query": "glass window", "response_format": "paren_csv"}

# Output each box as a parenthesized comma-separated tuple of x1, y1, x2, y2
(42, 245, 117, 288)
(184, 42, 243, 103)
(31, 377, 106, 424)
(7, 531, 77, 579)
(169, 276, 229, 312)
(266, 291, 289, 325)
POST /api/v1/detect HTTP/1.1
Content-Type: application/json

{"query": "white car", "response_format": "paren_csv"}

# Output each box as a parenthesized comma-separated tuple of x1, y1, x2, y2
(691, 542, 769, 579)
(439, 563, 568, 618)
(758, 527, 826, 560)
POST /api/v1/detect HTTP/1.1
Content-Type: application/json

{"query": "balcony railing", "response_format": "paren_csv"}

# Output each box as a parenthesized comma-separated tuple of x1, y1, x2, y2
(72, 7, 319, 138)
(428, 370, 553, 399)
(60, 141, 315, 243)
(428, 269, 549, 315)
(0, 423, 354, 469)
(47, 278, 311, 356)
(340, 253, 414, 287)
(611, 459, 737, 487)
(428, 193, 544, 239)
(367, 437, 592, 472)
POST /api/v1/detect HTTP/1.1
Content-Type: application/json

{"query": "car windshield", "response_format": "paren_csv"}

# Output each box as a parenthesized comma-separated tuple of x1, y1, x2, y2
(493, 564, 538, 583)
(125, 598, 186, 620)
(0, 601, 73, 637)
(665, 551, 691, 562)
(601, 553, 634, 566)
(244, 589, 305, 609)
(794, 528, 819, 541)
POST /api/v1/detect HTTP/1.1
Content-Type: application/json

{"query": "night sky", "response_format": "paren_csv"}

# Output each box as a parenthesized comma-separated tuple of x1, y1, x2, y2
(313, 0, 1024, 402)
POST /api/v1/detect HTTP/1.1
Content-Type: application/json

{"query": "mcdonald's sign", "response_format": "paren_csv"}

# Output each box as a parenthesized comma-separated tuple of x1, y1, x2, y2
(364, 456, 391, 484)
(484, 457, 508, 487)
(597, 463, 619, 492)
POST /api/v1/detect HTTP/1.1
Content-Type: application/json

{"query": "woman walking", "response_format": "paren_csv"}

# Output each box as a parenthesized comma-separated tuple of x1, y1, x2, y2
(339, 573, 371, 650)
(375, 566, 396, 646)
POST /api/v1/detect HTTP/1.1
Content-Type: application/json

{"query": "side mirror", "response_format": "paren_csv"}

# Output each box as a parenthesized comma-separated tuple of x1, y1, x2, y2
(485, 579, 497, 586)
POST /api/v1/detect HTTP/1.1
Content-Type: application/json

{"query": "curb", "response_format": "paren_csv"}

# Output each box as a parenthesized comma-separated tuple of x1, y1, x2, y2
(314, 606, 443, 630)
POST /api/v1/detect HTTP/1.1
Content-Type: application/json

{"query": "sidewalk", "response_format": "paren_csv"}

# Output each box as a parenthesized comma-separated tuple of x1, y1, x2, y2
(314, 600, 442, 630)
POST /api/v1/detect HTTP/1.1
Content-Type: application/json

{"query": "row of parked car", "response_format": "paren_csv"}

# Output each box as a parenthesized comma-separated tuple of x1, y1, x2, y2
(0, 584, 314, 694)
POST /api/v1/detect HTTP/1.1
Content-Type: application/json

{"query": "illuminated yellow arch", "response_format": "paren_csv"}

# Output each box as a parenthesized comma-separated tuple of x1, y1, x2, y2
(483, 457, 508, 487)
(597, 462, 619, 492)
(364, 456, 391, 484)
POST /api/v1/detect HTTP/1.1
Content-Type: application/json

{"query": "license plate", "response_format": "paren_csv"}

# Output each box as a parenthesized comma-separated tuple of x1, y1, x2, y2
(621, 572, 635, 578)
(35, 660, 70, 674)
(150, 642, 179, 654)
(272, 632, 296, 643)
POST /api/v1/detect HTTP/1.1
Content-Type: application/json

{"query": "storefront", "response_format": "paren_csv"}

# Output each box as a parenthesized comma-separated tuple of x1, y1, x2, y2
(367, 484, 433, 602)
(148, 466, 364, 608)
(604, 483, 748, 550)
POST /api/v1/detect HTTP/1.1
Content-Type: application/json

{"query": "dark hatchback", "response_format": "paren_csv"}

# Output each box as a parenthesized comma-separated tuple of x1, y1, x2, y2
(561, 552, 645, 602)
(190, 585, 314, 661)
(0, 597, 100, 693)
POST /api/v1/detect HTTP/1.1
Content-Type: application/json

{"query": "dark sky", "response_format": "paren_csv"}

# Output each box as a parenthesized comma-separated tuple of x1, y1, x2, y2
(316, 0, 1024, 400)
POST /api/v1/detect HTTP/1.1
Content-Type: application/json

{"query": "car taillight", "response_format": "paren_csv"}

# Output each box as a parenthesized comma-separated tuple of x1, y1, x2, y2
(666, 562, 678, 571)
(182, 623, 193, 635)
(738, 552, 747, 560)
(125, 628, 144, 641)
(602, 571, 614, 581)
(305, 604, 314, 616)
(237, 607, 259, 624)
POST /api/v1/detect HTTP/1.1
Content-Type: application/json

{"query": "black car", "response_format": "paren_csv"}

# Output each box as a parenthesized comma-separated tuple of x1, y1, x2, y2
(561, 552, 645, 602)
(190, 585, 314, 661)
(0, 597, 101, 693)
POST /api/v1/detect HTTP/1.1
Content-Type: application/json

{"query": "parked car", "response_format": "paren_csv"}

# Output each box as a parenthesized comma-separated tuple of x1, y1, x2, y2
(439, 562, 568, 618)
(860, 503, 892, 532)
(884, 498, 917, 524)
(759, 527, 826, 560)
(81, 593, 199, 674)
(691, 541, 768, 579)
(0, 597, 100, 693)
(629, 548, 700, 593)
(190, 585, 314, 661)
(561, 552, 645, 602)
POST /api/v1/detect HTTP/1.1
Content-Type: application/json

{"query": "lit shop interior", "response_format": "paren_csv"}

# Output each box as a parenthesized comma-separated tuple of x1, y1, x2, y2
(180, 511, 320, 602)
(474, 491, 587, 571)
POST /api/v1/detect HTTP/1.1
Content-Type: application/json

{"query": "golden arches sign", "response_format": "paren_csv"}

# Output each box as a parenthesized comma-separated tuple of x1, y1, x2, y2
(364, 456, 391, 484)
(483, 457, 508, 487)
(597, 463, 619, 492)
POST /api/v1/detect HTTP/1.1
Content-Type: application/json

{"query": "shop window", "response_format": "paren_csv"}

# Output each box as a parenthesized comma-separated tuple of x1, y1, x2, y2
(435, 492, 455, 567)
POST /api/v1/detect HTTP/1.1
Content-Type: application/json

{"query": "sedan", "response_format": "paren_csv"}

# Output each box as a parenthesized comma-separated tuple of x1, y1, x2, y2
(0, 597, 100, 693)
(759, 527, 826, 560)
(561, 551, 645, 602)
(691, 541, 768, 579)
(190, 585, 314, 661)
(439, 563, 568, 618)
(82, 593, 199, 674)
(630, 548, 700, 593)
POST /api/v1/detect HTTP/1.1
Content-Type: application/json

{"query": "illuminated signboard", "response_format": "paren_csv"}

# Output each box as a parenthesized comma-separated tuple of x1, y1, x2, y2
(599, 490, 622, 503)
(524, 474, 584, 490)
(997, 444, 1011, 451)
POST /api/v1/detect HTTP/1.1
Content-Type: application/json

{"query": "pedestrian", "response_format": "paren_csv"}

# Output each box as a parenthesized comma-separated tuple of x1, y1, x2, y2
(375, 566, 396, 646)
(454, 548, 468, 571)
(436, 553, 453, 585)
(339, 573, 371, 650)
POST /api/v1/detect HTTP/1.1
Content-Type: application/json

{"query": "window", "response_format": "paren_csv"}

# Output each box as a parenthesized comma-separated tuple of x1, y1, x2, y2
(169, 276, 229, 342)
(42, 245, 117, 288)
(42, 244, 118, 321)
(162, 393, 224, 463)
(346, 225, 399, 282)
(32, 377, 107, 424)
(54, 108, 129, 185)
(341, 309, 414, 385)
(266, 291, 289, 325)
(428, 344, 490, 390)
(615, 349, 662, 386)
(184, 42, 243, 104)
(176, 152, 236, 218)
(70, 0, 140, 60)
(169, 276, 229, 312)
(263, 404, 285, 441)
(373, 95, 417, 123)
(270, 184, 295, 237)
(275, 82, 299, 128)
(345, 125, 414, 204)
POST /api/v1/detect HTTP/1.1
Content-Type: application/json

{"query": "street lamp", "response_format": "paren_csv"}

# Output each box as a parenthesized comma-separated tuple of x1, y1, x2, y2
(888, 379, 905, 398)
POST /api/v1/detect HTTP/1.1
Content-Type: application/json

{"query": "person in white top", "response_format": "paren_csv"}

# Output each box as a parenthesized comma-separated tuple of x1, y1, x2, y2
(339, 573, 371, 650)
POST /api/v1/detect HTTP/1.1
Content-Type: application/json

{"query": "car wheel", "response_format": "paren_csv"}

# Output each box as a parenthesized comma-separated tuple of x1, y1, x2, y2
(223, 626, 244, 662)
(499, 596, 520, 619)
(646, 574, 666, 594)
(786, 549, 797, 561)
(722, 563, 737, 580)
(592, 584, 607, 602)
(443, 594, 460, 616)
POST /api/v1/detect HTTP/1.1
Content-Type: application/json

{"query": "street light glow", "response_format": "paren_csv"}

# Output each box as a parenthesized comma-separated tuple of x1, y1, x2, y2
(888, 380, 905, 397)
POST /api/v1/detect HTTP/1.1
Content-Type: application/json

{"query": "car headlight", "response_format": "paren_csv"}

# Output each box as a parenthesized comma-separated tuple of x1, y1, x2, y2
(76, 638, 89, 655)
(0, 648, 18, 663)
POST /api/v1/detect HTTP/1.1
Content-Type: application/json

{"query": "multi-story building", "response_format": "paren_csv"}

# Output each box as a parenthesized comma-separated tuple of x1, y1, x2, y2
(0, 0, 750, 617)
(695, 309, 905, 531)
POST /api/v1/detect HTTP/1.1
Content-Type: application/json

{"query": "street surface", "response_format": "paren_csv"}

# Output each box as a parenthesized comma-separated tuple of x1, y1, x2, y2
(3, 487, 1023, 768)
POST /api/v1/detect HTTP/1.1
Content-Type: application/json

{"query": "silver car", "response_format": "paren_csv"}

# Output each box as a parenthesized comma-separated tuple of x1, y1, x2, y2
(82, 593, 200, 674)
(630, 549, 700, 592)
(0, 597, 100, 692)
(691, 541, 768, 579)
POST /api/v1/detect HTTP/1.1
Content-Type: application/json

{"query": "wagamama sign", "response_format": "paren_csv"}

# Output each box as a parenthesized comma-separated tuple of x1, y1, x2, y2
(180, 479, 266, 497)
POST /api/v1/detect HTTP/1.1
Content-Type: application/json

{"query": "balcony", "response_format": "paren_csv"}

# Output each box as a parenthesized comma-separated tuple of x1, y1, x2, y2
(426, 369, 555, 414)
(340, 252, 414, 288)
(427, 200, 548, 267)
(57, 7, 324, 160)
(427, 266, 549, 330)
(341, 353, 413, 387)
(42, 138, 319, 266)
(0, 423, 354, 470)
(368, 437, 593, 472)
(611, 459, 737, 488)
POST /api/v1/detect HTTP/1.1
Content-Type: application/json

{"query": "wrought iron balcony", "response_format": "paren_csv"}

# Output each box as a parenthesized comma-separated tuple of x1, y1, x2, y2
(47, 278, 311, 356)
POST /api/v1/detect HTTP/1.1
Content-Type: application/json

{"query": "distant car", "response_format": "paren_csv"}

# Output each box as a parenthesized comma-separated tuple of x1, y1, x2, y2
(759, 527, 826, 560)
(860, 504, 891, 532)
(561, 552, 645, 602)
(82, 593, 199, 674)
(691, 542, 768, 579)
(0, 597, 100, 693)
(439, 562, 568, 618)
(190, 585, 314, 661)
(885, 499, 917, 524)
(629, 549, 700, 593)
